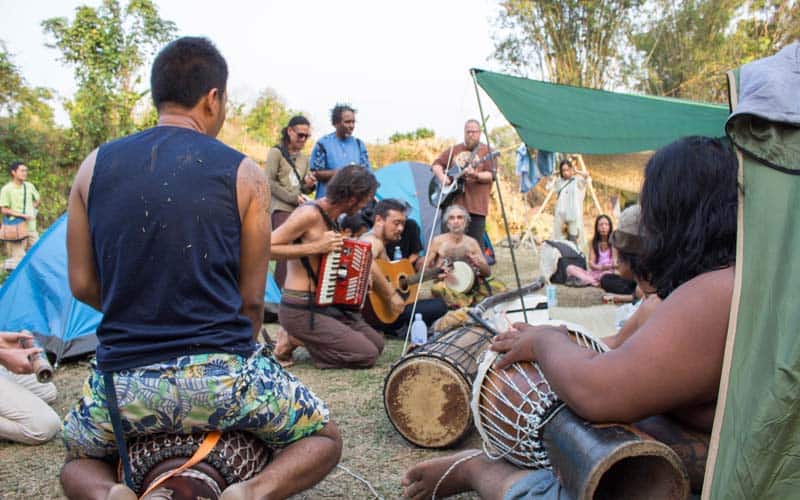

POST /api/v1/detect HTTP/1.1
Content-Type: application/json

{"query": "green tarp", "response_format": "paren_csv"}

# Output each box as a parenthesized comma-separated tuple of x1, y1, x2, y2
(706, 43, 800, 499)
(472, 68, 729, 154)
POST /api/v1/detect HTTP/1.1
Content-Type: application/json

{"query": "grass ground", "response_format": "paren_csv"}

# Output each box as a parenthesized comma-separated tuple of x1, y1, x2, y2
(0, 245, 605, 499)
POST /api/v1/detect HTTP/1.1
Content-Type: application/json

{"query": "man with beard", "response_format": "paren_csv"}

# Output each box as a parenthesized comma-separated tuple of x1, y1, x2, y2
(425, 204, 505, 309)
(431, 119, 496, 250)
(272, 165, 384, 369)
(360, 199, 448, 337)
(309, 103, 370, 198)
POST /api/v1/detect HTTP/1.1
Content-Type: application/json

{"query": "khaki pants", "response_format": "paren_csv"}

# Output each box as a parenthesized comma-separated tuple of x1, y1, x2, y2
(0, 365, 61, 445)
(3, 232, 38, 270)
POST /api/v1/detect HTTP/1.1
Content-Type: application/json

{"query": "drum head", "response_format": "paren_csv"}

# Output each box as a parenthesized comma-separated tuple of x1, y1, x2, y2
(384, 356, 473, 448)
(445, 261, 475, 294)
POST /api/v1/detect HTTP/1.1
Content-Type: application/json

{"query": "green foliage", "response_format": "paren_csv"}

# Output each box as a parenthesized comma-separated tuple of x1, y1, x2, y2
(388, 128, 435, 143)
(0, 44, 71, 227)
(628, 0, 799, 102)
(244, 89, 299, 147)
(493, 0, 644, 88)
(42, 0, 176, 158)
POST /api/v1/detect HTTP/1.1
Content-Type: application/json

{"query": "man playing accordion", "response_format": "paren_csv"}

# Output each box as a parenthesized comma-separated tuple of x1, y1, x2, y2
(272, 165, 386, 369)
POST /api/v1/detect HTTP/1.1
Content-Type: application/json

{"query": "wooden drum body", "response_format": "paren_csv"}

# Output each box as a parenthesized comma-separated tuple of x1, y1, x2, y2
(471, 321, 689, 499)
(383, 324, 494, 448)
(124, 431, 272, 499)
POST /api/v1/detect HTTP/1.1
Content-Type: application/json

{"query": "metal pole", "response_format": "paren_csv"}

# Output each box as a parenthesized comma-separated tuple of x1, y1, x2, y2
(470, 69, 528, 324)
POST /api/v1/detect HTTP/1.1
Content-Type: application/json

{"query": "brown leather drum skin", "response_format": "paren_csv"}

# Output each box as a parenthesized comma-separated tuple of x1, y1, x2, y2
(125, 431, 273, 498)
(383, 324, 494, 448)
(544, 408, 690, 500)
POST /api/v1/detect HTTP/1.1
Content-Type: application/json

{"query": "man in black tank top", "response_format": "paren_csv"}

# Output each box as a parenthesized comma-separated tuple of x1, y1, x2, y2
(271, 165, 385, 369)
(61, 37, 342, 500)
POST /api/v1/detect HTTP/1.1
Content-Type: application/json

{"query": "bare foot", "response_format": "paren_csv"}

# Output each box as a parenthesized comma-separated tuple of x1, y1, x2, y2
(401, 450, 483, 499)
(274, 328, 301, 367)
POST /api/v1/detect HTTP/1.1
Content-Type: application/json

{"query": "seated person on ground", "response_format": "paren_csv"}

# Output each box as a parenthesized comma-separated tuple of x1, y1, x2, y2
(0, 331, 60, 445)
(565, 214, 616, 287)
(385, 208, 423, 270)
(60, 37, 341, 500)
(339, 212, 370, 239)
(360, 199, 448, 337)
(402, 136, 737, 499)
(426, 204, 506, 309)
(272, 165, 385, 369)
(601, 205, 661, 349)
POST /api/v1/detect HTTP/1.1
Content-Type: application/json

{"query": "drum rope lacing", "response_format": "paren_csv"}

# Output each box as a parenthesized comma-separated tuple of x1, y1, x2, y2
(431, 449, 484, 500)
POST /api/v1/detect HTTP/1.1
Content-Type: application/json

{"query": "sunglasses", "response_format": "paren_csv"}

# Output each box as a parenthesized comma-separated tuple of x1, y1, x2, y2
(295, 133, 310, 139)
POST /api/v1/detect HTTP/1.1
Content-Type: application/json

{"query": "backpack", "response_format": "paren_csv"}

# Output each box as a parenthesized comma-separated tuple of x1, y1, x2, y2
(542, 240, 587, 284)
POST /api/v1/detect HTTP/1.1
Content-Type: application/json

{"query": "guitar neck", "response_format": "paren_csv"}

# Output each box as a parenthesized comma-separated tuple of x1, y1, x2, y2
(407, 266, 441, 286)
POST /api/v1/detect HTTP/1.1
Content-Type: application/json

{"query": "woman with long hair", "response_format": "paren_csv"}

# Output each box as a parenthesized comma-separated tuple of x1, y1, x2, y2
(565, 214, 615, 286)
(266, 115, 316, 288)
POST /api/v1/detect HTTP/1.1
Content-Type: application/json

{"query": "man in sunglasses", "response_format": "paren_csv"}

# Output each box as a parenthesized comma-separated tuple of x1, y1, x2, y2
(309, 103, 371, 198)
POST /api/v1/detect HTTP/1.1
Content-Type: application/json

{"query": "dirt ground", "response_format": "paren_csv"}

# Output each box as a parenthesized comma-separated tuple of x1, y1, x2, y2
(0, 245, 607, 499)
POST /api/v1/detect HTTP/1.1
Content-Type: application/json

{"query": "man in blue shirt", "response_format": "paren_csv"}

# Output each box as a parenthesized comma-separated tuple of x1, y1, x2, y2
(309, 103, 371, 198)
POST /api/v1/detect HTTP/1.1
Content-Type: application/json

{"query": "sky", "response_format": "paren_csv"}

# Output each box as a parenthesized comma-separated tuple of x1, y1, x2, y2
(0, 0, 509, 143)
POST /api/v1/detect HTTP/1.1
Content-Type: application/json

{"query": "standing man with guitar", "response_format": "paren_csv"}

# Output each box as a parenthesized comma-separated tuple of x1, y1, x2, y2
(361, 199, 448, 337)
(431, 119, 497, 251)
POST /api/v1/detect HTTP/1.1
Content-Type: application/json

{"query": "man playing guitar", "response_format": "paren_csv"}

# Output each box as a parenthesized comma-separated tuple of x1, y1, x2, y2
(360, 199, 448, 336)
(271, 165, 384, 369)
(431, 119, 497, 251)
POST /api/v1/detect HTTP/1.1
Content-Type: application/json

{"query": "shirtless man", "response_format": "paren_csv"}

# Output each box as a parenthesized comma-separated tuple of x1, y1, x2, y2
(272, 165, 384, 369)
(402, 136, 737, 499)
(426, 204, 503, 308)
(360, 199, 448, 336)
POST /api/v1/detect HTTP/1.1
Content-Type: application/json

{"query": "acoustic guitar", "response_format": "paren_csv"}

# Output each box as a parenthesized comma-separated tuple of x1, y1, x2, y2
(428, 150, 500, 208)
(364, 258, 451, 325)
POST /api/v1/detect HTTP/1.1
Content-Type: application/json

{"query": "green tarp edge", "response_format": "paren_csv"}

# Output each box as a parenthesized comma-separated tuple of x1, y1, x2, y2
(472, 68, 729, 154)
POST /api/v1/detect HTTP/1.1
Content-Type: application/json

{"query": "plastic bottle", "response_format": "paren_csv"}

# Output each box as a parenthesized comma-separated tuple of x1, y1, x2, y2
(410, 313, 428, 345)
(392, 246, 402, 261)
(546, 284, 558, 308)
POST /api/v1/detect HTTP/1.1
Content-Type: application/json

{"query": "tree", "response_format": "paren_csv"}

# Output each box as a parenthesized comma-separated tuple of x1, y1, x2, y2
(629, 0, 800, 102)
(42, 0, 176, 155)
(492, 0, 644, 88)
(244, 89, 298, 147)
(389, 128, 435, 143)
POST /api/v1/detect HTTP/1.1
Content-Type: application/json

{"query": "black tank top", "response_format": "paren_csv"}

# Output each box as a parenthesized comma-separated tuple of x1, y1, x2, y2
(88, 126, 254, 371)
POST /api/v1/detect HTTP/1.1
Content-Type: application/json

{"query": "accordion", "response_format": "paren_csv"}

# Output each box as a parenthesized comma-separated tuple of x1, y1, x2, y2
(315, 239, 372, 309)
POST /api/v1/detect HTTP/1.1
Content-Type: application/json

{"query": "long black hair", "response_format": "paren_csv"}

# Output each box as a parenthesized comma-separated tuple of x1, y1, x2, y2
(591, 215, 613, 264)
(639, 136, 738, 298)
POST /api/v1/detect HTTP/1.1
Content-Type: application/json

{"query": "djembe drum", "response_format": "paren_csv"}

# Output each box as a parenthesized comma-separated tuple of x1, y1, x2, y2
(123, 431, 273, 499)
(472, 321, 689, 500)
(383, 323, 494, 448)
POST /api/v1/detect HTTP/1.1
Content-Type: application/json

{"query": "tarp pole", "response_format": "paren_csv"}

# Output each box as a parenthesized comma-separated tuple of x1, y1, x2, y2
(471, 69, 528, 324)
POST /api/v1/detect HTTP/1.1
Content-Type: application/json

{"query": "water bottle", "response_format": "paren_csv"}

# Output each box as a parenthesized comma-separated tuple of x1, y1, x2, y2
(546, 285, 558, 308)
(410, 313, 428, 345)
(392, 246, 402, 261)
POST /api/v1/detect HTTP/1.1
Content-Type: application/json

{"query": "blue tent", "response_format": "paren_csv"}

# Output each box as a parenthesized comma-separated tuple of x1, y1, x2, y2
(0, 214, 98, 362)
(374, 161, 440, 250)
(0, 214, 282, 361)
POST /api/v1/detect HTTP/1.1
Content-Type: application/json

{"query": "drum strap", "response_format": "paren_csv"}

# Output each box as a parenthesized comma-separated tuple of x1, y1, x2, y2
(138, 431, 222, 499)
(102, 371, 135, 490)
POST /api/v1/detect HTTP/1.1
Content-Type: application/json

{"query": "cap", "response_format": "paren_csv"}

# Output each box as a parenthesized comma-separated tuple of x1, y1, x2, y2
(609, 205, 641, 253)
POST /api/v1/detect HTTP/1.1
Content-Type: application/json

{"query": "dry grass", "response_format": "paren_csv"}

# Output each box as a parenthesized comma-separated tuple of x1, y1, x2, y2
(0, 244, 607, 499)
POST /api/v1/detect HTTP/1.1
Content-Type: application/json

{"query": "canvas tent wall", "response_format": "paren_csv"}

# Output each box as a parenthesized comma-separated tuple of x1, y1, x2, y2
(0, 214, 282, 361)
(702, 42, 800, 499)
(374, 161, 439, 249)
(0, 214, 98, 361)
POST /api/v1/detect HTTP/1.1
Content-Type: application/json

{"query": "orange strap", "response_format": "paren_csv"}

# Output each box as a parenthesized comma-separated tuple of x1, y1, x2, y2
(137, 431, 222, 499)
